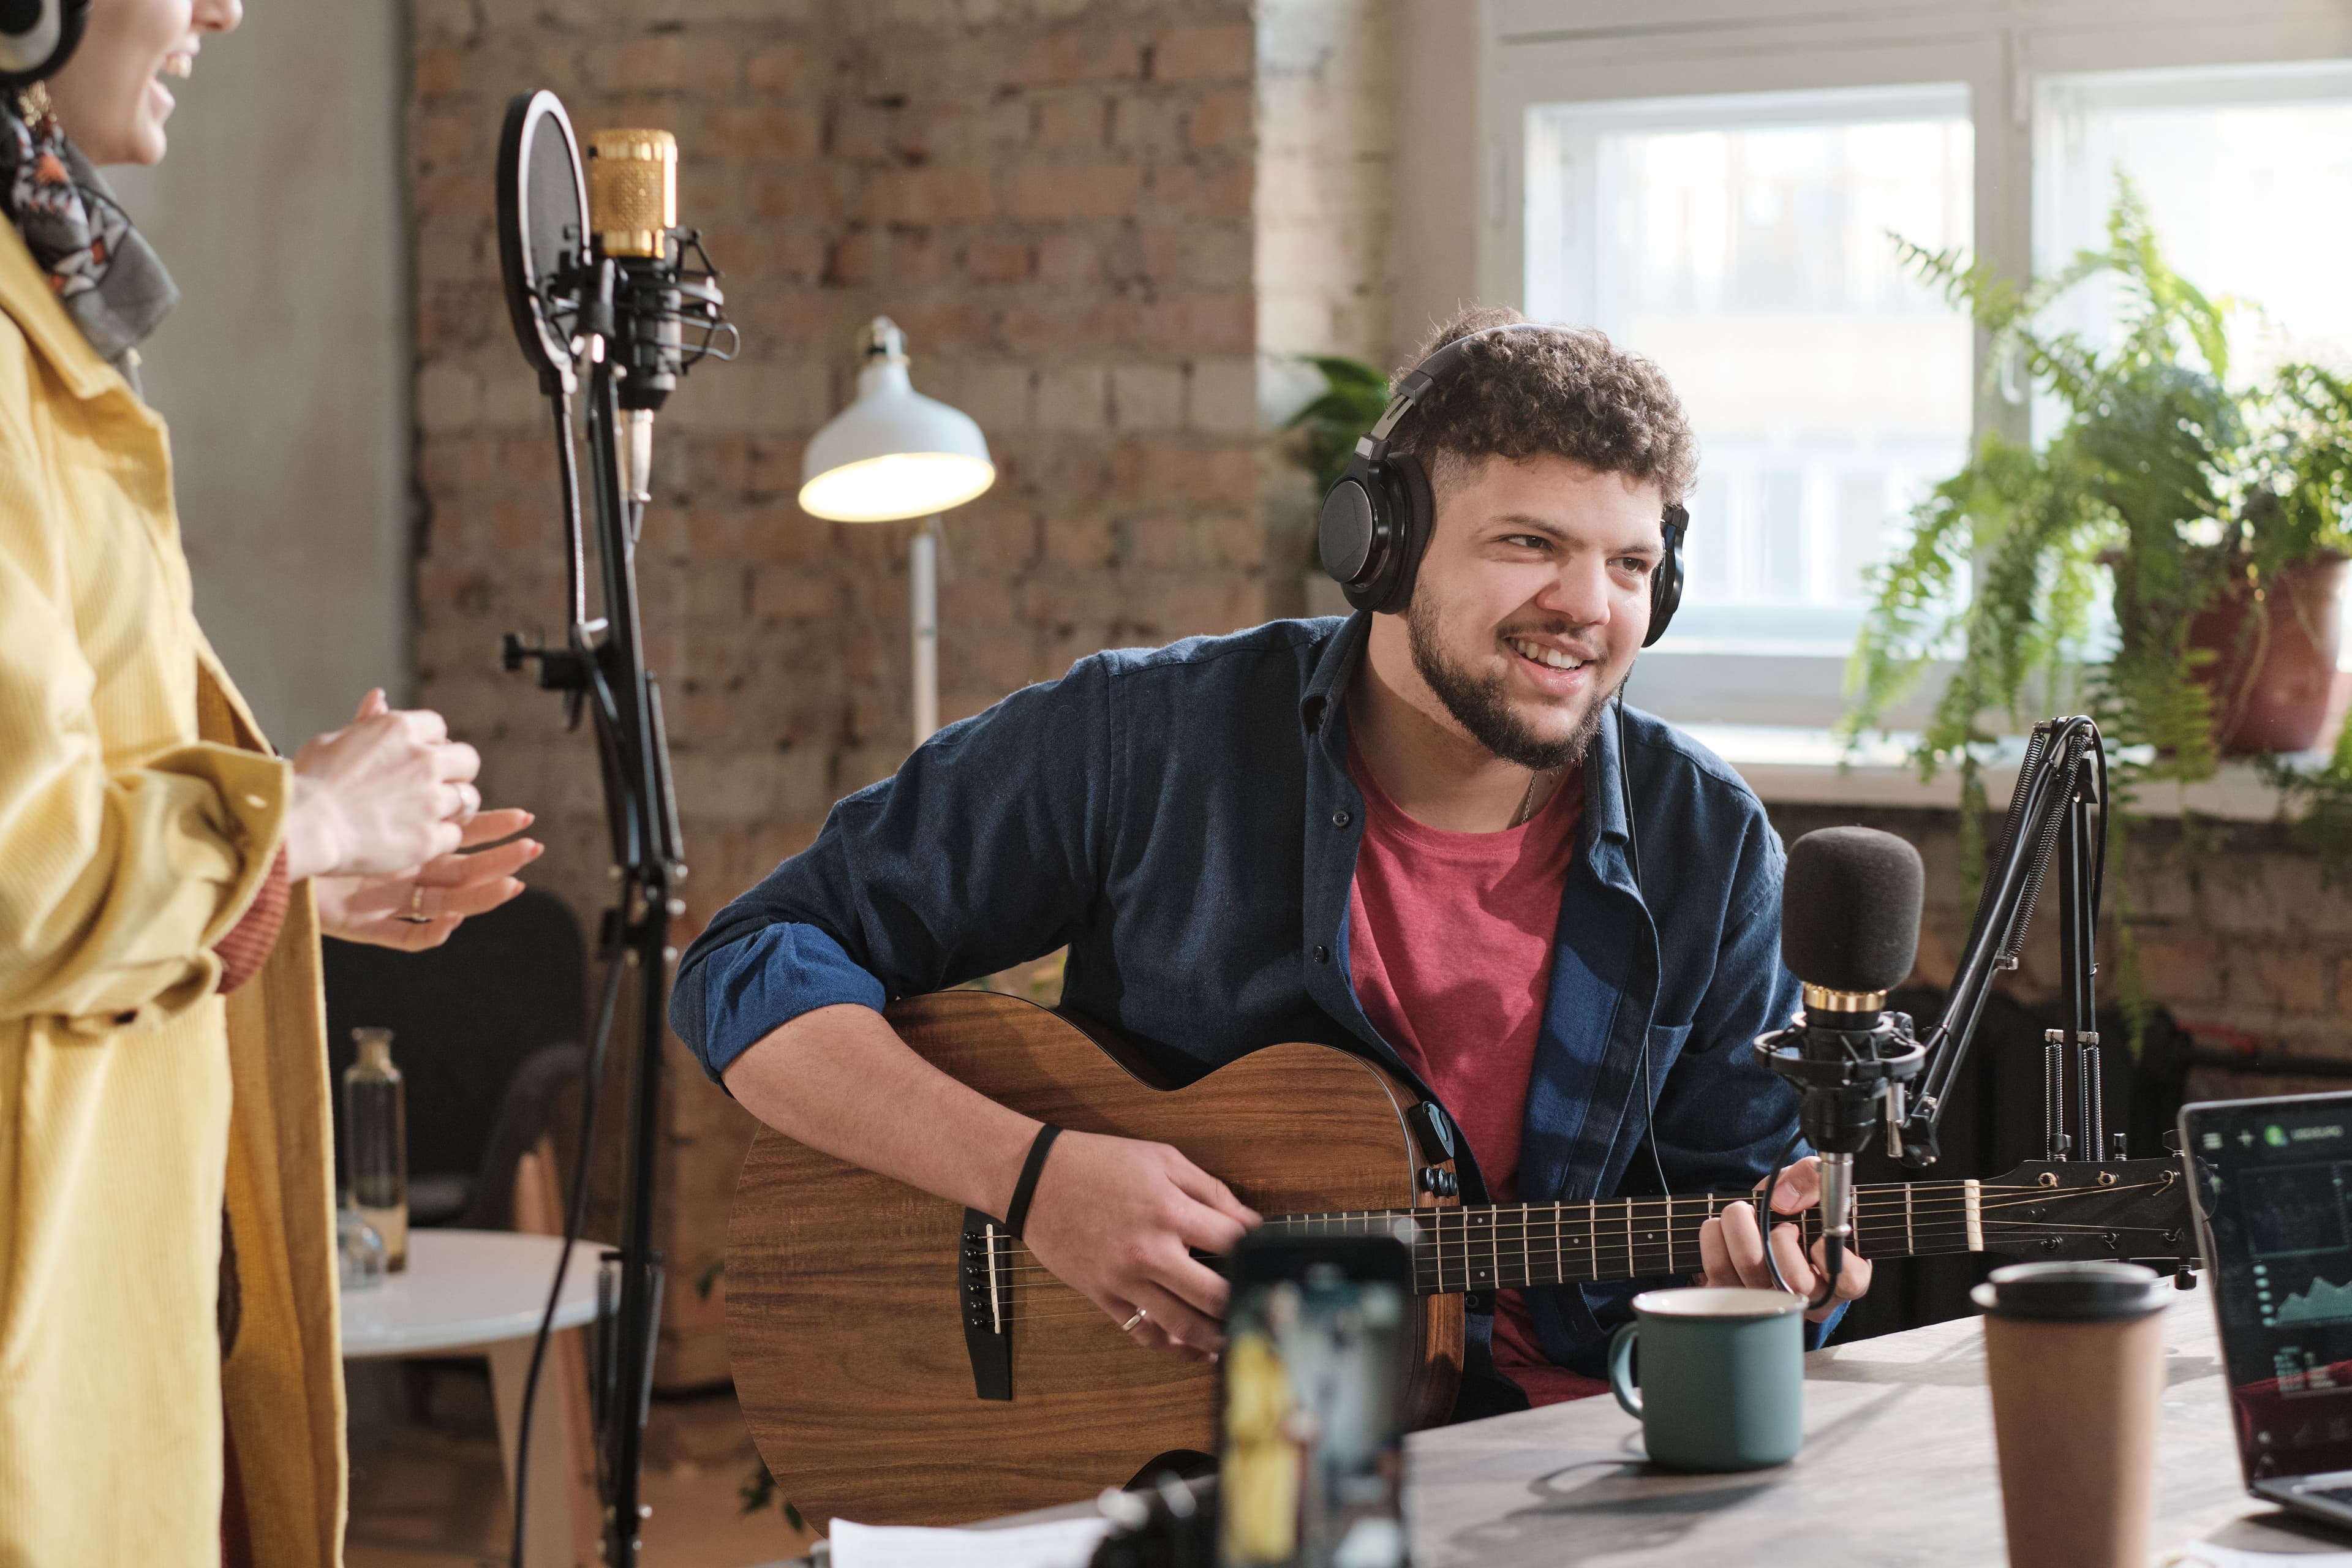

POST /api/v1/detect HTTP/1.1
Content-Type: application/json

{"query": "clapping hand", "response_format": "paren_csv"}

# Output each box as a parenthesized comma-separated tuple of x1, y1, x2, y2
(312, 807, 540, 951)
(288, 690, 540, 951)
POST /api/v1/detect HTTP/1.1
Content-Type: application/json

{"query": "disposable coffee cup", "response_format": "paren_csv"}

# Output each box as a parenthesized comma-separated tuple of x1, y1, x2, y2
(1972, 1261, 2168, 1568)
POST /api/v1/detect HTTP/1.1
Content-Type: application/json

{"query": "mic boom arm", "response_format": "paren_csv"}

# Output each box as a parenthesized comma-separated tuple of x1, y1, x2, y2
(494, 93, 733, 1568)
(1895, 715, 2111, 1169)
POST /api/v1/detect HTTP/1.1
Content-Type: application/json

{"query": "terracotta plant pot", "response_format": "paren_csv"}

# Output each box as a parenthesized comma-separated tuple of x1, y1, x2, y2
(2185, 552, 2349, 756)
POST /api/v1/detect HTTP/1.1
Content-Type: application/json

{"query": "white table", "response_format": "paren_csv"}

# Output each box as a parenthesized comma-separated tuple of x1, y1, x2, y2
(341, 1228, 605, 1568)
(1403, 1292, 2329, 1565)
(789, 1292, 2352, 1566)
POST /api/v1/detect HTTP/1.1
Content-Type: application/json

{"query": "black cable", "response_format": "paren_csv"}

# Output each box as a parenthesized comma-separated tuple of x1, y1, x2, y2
(552, 392, 583, 629)
(509, 940, 628, 1568)
(1616, 688, 1673, 1204)
(1754, 1129, 1804, 1298)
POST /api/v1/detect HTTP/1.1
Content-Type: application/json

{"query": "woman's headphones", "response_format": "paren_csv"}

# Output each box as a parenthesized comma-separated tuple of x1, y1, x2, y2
(1316, 321, 1686, 646)
(0, 0, 89, 88)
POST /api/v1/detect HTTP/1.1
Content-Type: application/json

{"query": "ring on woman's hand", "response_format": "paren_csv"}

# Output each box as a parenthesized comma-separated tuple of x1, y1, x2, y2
(1118, 1308, 1147, 1333)
(397, 883, 432, 924)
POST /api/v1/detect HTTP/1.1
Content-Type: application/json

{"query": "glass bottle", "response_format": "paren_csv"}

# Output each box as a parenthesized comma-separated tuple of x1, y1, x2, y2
(344, 1027, 409, 1272)
(336, 1207, 387, 1292)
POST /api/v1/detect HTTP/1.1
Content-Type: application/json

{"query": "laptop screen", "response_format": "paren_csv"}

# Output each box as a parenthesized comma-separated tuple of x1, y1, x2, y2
(2184, 1092, 2352, 1484)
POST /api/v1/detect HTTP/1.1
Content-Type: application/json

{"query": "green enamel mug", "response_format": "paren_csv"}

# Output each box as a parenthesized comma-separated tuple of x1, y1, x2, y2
(1607, 1286, 1807, 1471)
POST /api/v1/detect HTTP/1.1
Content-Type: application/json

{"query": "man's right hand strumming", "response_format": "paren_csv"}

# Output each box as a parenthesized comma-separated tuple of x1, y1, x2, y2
(721, 1001, 1259, 1364)
(1019, 1130, 1259, 1363)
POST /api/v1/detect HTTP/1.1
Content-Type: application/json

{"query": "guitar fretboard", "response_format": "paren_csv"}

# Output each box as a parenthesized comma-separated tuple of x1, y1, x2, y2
(1256, 1180, 1983, 1295)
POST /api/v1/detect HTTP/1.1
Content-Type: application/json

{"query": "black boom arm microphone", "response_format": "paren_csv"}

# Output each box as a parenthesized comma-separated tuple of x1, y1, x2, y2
(1755, 718, 2135, 1306)
(492, 89, 734, 1568)
(1754, 827, 1929, 1308)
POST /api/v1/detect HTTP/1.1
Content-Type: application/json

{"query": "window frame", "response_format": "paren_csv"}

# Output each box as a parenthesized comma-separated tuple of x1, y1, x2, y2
(1478, 0, 2352, 735)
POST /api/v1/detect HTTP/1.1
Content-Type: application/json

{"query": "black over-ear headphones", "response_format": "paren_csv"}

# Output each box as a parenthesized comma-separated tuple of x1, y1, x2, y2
(0, 0, 88, 88)
(1317, 321, 1687, 646)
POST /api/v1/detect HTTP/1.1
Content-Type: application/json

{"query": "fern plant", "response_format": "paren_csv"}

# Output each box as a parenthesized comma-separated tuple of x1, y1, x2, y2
(1844, 184, 2352, 877)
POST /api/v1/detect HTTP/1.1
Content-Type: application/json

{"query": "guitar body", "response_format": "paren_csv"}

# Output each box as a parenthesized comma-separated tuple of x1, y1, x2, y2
(726, 991, 1463, 1528)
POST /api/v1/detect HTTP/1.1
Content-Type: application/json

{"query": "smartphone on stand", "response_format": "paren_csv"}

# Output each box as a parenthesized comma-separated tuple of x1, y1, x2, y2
(1218, 1223, 1417, 1568)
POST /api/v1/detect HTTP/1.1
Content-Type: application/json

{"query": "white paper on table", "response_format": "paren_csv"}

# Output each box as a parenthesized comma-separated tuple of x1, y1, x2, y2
(824, 1516, 1114, 1568)
(2162, 1542, 2352, 1566)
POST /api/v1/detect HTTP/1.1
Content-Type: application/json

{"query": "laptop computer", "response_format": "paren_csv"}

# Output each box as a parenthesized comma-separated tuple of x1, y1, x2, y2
(2184, 1090, 2352, 1532)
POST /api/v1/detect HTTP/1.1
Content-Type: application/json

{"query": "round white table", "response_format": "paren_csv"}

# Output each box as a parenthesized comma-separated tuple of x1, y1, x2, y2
(341, 1229, 607, 1568)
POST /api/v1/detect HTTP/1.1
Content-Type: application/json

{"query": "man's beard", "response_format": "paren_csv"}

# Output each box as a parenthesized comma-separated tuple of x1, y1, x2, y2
(1406, 595, 1620, 771)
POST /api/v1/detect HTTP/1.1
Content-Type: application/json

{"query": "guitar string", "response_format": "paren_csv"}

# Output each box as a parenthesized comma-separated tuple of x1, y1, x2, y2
(976, 1223, 2182, 1296)
(995, 1245, 2009, 1322)
(981, 1237, 2181, 1297)
(960, 1180, 2163, 1273)
(971, 1208, 2176, 1287)
(984, 1240, 2023, 1298)
(986, 1212, 2185, 1313)
(992, 1226, 2174, 1317)
(967, 1182, 2174, 1283)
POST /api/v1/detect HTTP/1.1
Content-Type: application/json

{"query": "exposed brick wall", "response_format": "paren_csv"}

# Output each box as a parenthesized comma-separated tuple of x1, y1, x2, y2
(410, 0, 2340, 1394)
(1254, 0, 1396, 617)
(412, 0, 1271, 1384)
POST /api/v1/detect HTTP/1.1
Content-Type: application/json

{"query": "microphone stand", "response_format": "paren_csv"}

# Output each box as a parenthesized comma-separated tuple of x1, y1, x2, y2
(1754, 716, 2119, 1306)
(503, 254, 691, 1568)
(1898, 715, 2113, 1169)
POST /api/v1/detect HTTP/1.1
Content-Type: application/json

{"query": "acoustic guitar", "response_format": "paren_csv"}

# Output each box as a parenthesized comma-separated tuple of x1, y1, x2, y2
(726, 990, 2193, 1528)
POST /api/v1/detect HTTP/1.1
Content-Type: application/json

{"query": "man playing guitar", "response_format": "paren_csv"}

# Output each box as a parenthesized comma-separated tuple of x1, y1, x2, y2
(675, 309, 1871, 1415)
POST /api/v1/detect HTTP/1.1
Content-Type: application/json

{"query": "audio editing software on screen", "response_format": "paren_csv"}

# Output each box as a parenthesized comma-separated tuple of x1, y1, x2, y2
(2195, 1103, 2352, 1480)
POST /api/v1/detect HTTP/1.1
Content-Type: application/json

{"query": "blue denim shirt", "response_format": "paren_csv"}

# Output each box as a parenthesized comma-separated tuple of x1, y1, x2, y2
(674, 614, 1819, 1404)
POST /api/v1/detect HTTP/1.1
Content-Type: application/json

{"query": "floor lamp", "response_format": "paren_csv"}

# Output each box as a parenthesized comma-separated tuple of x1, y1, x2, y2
(799, 317, 996, 746)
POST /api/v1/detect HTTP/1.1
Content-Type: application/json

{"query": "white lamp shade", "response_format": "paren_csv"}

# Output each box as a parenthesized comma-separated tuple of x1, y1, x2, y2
(799, 358, 996, 522)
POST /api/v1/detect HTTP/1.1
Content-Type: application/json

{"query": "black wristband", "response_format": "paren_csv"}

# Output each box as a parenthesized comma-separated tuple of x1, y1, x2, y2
(1002, 1123, 1063, 1240)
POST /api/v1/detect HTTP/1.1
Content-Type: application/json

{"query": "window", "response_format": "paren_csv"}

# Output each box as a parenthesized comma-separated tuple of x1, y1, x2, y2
(2036, 62, 2352, 401)
(1484, 0, 2352, 744)
(1526, 86, 1974, 656)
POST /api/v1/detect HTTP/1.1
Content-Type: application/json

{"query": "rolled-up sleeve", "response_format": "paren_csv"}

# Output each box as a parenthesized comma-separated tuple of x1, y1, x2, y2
(680, 922, 887, 1081)
(0, 500, 288, 1028)
(671, 654, 1113, 1082)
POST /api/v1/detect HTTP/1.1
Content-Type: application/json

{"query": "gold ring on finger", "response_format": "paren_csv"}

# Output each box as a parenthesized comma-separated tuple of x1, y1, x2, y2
(1118, 1307, 1147, 1333)
(398, 883, 432, 924)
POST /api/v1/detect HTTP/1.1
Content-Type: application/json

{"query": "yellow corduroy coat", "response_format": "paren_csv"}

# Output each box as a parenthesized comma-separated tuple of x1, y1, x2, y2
(0, 224, 345, 1564)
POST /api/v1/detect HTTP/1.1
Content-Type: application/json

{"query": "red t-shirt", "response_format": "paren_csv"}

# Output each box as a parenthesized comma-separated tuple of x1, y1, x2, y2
(1346, 747, 1608, 1405)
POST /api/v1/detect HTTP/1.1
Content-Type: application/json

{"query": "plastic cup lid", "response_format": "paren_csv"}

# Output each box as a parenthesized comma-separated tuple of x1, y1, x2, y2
(1969, 1261, 2168, 1322)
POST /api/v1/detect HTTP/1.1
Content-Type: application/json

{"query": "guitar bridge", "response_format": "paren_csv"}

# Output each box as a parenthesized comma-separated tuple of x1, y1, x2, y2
(959, 1209, 1013, 1401)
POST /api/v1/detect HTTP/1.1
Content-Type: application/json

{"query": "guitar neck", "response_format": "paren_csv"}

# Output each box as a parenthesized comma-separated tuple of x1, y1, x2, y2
(1261, 1178, 1986, 1295)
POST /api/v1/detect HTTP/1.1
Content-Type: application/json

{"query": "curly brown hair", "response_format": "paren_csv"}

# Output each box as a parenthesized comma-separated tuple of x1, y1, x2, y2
(1389, 306, 1698, 508)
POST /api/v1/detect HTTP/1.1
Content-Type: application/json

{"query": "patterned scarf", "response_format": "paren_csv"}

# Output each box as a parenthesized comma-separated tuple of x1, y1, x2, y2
(0, 88, 176, 375)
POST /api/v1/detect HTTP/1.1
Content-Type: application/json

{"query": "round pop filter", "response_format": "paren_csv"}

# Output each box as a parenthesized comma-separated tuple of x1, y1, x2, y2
(496, 90, 588, 395)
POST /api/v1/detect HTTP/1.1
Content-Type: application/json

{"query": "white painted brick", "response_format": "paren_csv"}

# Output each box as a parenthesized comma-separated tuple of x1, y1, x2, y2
(1035, 364, 1110, 432)
(416, 363, 482, 435)
(677, 360, 832, 435)
(1111, 364, 1187, 431)
(1186, 357, 1261, 435)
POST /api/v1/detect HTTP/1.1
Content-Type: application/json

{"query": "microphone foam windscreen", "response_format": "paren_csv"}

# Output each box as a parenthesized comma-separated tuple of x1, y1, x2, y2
(1781, 826, 1924, 994)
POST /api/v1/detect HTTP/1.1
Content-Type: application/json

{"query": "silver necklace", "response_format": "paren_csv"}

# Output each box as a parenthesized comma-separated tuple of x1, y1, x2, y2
(1509, 768, 1548, 829)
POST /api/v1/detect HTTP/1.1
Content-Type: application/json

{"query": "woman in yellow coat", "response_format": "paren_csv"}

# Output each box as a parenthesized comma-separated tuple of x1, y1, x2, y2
(0, 0, 540, 1561)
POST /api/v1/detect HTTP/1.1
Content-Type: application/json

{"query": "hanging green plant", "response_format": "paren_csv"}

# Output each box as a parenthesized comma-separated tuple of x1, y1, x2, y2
(1844, 182, 2352, 881)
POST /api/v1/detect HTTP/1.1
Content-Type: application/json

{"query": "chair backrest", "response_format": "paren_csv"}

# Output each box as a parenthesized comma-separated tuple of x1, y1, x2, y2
(323, 886, 587, 1186)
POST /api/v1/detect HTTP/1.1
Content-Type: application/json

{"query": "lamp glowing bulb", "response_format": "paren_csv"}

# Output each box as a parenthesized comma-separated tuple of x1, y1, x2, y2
(799, 318, 995, 522)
